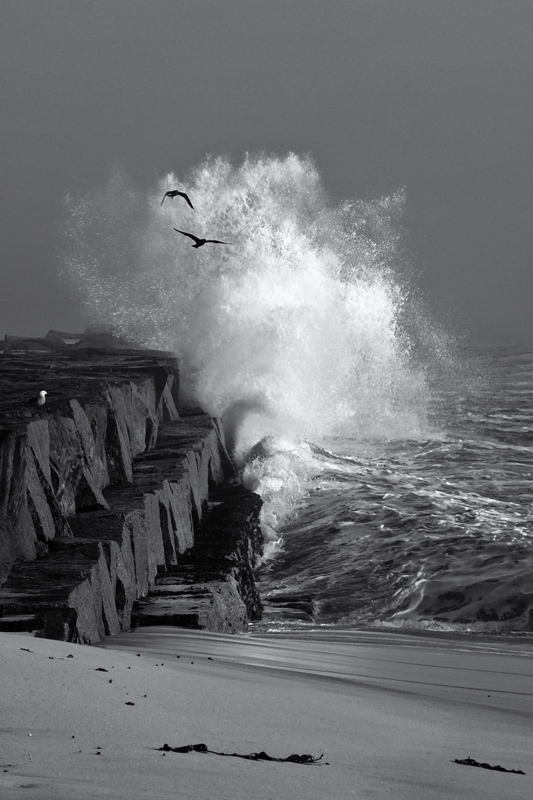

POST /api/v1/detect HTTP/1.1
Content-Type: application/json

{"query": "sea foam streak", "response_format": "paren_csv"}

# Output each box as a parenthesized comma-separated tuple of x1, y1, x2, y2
(62, 154, 449, 541)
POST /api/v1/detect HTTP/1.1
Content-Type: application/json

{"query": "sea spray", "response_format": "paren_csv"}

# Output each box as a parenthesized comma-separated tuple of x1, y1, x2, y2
(62, 153, 449, 540)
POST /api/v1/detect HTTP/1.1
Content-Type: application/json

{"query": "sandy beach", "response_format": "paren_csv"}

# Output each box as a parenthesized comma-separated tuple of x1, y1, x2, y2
(1, 626, 532, 799)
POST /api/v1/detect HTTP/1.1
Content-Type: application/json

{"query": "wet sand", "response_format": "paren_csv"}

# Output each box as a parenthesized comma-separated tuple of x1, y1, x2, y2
(1, 627, 532, 799)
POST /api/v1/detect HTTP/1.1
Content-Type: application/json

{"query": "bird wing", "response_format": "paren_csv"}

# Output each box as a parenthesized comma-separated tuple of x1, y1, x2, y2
(161, 191, 171, 205)
(177, 191, 194, 209)
(206, 239, 231, 245)
(174, 229, 200, 243)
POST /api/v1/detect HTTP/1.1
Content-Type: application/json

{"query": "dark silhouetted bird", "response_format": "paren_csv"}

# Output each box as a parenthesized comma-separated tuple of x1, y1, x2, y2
(26, 390, 47, 407)
(174, 229, 231, 248)
(161, 190, 194, 209)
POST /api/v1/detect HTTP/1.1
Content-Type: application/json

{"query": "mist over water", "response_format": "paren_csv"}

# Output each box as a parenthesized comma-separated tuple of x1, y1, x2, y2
(63, 154, 455, 538)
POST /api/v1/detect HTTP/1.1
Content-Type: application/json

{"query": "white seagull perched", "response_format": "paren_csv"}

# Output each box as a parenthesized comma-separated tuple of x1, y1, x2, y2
(26, 390, 47, 407)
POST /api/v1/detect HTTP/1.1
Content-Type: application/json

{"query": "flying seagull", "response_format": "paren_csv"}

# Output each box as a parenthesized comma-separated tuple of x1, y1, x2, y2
(174, 229, 231, 248)
(26, 390, 47, 407)
(161, 189, 194, 209)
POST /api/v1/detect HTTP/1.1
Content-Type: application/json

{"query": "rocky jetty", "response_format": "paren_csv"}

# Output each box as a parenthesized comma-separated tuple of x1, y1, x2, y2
(0, 330, 263, 643)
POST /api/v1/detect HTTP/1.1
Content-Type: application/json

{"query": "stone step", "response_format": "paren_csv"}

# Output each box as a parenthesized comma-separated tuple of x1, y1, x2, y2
(0, 537, 129, 641)
(130, 484, 263, 634)
(131, 579, 248, 633)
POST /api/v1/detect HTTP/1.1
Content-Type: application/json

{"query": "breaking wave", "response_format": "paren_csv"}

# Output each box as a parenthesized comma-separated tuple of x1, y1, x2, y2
(62, 153, 454, 540)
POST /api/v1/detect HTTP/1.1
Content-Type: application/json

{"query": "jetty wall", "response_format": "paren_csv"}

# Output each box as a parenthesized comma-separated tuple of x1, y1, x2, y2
(0, 331, 263, 643)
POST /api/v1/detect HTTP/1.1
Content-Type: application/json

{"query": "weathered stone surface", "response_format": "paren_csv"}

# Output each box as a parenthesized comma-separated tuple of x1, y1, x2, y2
(0, 333, 181, 583)
(0, 408, 241, 642)
(0, 331, 263, 643)
(0, 537, 113, 642)
(131, 485, 263, 634)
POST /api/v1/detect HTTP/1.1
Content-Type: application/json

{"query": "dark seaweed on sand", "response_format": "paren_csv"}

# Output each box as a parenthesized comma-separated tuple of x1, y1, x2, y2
(159, 743, 324, 764)
(454, 756, 525, 775)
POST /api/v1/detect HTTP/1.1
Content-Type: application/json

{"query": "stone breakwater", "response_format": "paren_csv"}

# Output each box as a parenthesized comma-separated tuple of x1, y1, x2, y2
(0, 330, 263, 643)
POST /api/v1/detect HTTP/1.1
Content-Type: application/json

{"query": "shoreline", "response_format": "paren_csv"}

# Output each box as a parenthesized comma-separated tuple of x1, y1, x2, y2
(97, 625, 533, 710)
(248, 623, 533, 647)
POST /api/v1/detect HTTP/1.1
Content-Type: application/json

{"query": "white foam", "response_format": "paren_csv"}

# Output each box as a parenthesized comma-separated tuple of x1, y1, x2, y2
(62, 154, 452, 539)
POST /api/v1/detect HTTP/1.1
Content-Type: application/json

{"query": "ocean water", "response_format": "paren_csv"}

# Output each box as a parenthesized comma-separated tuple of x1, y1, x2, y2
(63, 154, 533, 636)
(251, 343, 533, 635)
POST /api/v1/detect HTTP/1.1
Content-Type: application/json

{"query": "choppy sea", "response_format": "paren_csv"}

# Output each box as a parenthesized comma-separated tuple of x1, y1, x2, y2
(62, 153, 533, 638)
(251, 344, 533, 636)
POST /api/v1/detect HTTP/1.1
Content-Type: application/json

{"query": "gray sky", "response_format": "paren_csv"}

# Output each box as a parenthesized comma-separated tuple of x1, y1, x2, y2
(1, 0, 532, 342)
